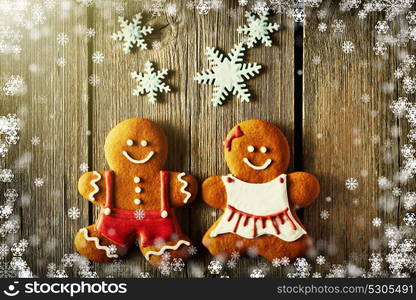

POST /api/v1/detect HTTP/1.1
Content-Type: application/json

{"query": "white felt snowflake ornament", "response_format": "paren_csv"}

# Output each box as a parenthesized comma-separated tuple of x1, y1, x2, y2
(237, 11, 280, 48)
(112, 13, 153, 54)
(194, 42, 262, 106)
(131, 61, 171, 103)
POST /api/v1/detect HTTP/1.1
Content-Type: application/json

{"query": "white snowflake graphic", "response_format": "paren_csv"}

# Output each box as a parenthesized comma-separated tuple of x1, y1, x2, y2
(342, 41, 354, 54)
(372, 217, 382, 227)
(79, 162, 88, 173)
(373, 41, 387, 55)
(375, 20, 389, 34)
(2, 75, 25, 96)
(112, 13, 153, 54)
(31, 136, 40, 146)
(208, 259, 223, 274)
(237, 11, 280, 48)
(403, 212, 416, 226)
(404, 192, 416, 210)
(194, 42, 262, 106)
(131, 61, 171, 103)
(88, 74, 101, 86)
(56, 57, 66, 68)
(316, 255, 326, 265)
(57, 33, 69, 45)
(0, 169, 14, 183)
(134, 209, 145, 220)
(108, 245, 118, 255)
(86, 27, 95, 39)
(318, 23, 327, 32)
(68, 207, 80, 220)
(187, 245, 197, 255)
(320, 209, 330, 220)
(171, 258, 185, 271)
(345, 177, 359, 190)
(34, 177, 44, 187)
(250, 268, 265, 278)
(92, 51, 104, 64)
(0, 244, 9, 259)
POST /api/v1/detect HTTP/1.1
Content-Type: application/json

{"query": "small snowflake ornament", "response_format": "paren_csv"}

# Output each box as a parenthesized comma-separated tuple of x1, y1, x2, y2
(112, 13, 153, 54)
(194, 42, 261, 106)
(131, 61, 171, 103)
(237, 11, 280, 48)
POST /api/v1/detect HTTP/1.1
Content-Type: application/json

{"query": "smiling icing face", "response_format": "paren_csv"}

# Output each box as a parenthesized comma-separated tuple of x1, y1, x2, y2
(224, 120, 290, 183)
(104, 118, 168, 172)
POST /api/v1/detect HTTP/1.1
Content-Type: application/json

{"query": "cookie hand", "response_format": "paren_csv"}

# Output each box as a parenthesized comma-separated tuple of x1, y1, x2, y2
(78, 170, 107, 206)
(201, 176, 227, 210)
(287, 172, 320, 208)
(168, 172, 198, 207)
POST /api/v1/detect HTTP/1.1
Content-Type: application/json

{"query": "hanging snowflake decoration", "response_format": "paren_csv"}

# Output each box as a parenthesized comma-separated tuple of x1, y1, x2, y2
(112, 13, 153, 54)
(131, 61, 171, 103)
(194, 42, 262, 106)
(237, 11, 280, 48)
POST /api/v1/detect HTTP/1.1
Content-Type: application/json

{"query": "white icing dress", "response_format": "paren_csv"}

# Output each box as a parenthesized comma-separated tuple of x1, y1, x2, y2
(210, 174, 306, 241)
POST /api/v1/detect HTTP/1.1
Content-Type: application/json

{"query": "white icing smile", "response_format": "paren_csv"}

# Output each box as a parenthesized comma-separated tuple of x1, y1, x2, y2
(122, 150, 154, 164)
(243, 157, 272, 170)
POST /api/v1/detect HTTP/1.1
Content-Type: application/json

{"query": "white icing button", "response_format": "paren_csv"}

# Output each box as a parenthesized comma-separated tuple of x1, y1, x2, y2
(127, 139, 134, 146)
(140, 140, 148, 147)
(103, 208, 111, 215)
(247, 145, 255, 152)
(161, 210, 168, 218)
(135, 187, 142, 193)
(134, 176, 141, 183)
(134, 198, 141, 205)
(260, 146, 268, 153)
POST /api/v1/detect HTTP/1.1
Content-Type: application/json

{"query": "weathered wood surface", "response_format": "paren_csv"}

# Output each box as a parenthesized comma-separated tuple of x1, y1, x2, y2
(0, 0, 404, 277)
(303, 6, 403, 273)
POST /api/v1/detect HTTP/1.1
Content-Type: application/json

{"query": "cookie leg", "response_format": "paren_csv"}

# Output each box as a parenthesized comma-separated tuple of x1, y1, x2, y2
(253, 234, 312, 262)
(202, 225, 247, 260)
(140, 236, 193, 266)
(74, 224, 126, 263)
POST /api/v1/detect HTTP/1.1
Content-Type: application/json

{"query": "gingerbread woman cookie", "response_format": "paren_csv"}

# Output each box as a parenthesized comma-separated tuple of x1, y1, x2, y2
(202, 120, 320, 261)
(74, 118, 198, 266)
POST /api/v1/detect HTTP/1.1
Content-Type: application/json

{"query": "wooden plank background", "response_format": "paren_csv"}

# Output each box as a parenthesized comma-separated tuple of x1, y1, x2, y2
(0, 0, 406, 277)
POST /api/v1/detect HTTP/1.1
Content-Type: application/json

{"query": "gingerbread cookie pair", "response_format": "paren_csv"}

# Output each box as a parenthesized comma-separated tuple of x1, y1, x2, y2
(74, 118, 319, 266)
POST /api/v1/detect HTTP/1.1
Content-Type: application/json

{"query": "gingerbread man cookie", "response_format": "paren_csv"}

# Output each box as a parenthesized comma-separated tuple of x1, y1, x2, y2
(74, 118, 198, 266)
(202, 120, 320, 261)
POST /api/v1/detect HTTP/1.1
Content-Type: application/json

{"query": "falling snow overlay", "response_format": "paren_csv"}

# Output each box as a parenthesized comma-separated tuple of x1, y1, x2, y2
(0, 0, 415, 279)
(131, 61, 171, 103)
(112, 13, 153, 54)
(194, 42, 261, 106)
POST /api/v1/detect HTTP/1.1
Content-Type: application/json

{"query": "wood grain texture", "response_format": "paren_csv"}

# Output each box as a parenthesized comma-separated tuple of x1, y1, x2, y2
(303, 6, 401, 272)
(0, 4, 89, 276)
(0, 0, 407, 278)
(189, 4, 294, 277)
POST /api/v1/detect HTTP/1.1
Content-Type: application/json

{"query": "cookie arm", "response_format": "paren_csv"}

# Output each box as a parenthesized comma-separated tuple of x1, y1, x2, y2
(201, 176, 227, 210)
(287, 172, 320, 208)
(78, 170, 107, 206)
(168, 172, 198, 207)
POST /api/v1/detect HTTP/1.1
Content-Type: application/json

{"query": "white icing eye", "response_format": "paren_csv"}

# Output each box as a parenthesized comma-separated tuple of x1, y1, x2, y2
(260, 146, 268, 153)
(127, 139, 134, 146)
(140, 140, 148, 147)
(247, 145, 255, 152)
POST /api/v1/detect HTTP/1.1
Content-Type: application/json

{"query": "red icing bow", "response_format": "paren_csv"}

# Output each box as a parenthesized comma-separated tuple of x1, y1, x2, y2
(224, 125, 244, 152)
